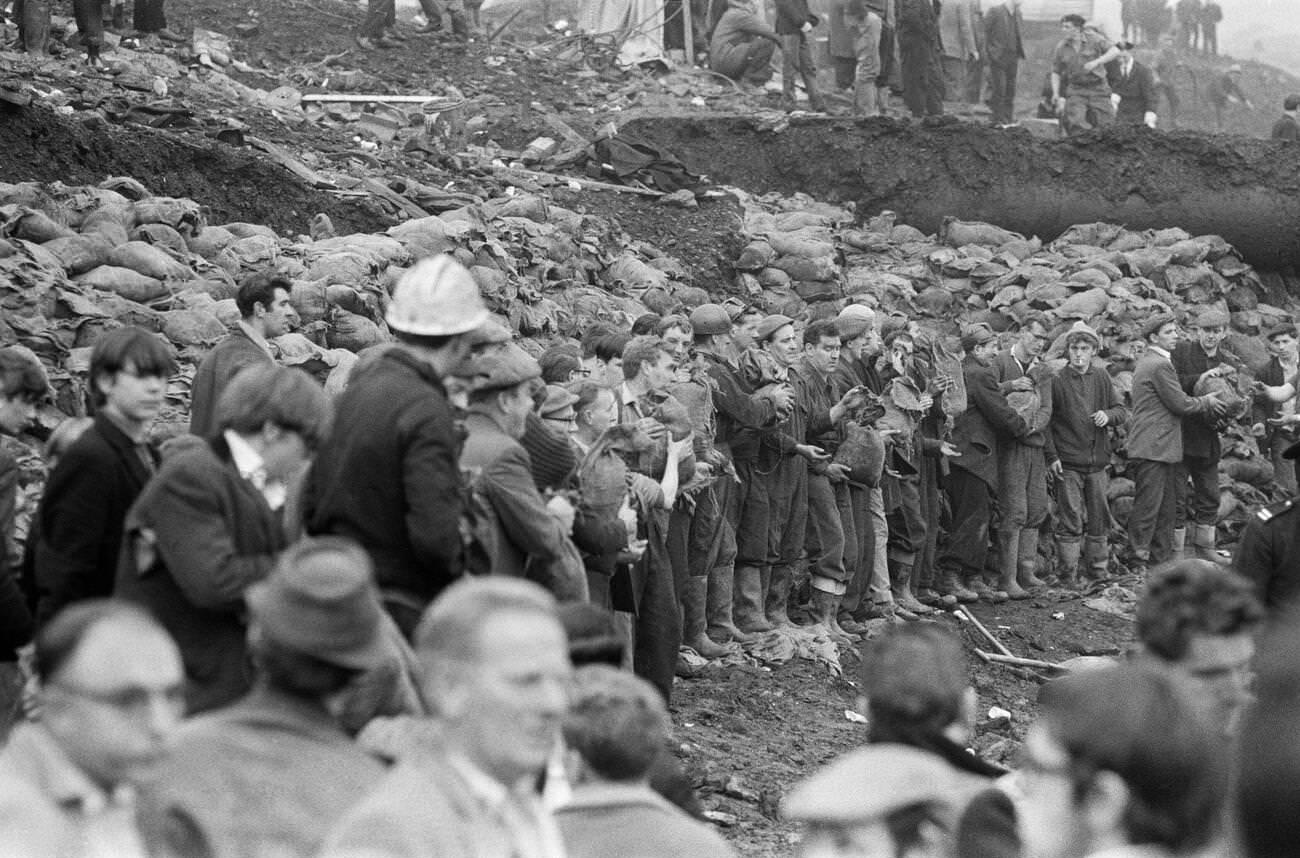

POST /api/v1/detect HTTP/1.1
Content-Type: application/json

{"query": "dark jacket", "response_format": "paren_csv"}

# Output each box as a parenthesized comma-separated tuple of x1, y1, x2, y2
(1109, 59, 1158, 122)
(698, 352, 777, 463)
(1272, 114, 1300, 141)
(787, 358, 840, 456)
(951, 355, 1027, 487)
(0, 450, 32, 660)
(774, 0, 817, 36)
(991, 351, 1051, 449)
(304, 349, 464, 607)
(33, 413, 157, 625)
(1048, 363, 1126, 472)
(897, 0, 938, 38)
(1127, 349, 1214, 463)
(1234, 499, 1300, 615)
(983, 3, 1024, 65)
(1172, 340, 1230, 460)
(188, 327, 273, 440)
(116, 436, 286, 714)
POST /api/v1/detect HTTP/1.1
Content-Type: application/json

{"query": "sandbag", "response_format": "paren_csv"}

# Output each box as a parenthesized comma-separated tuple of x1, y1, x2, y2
(75, 266, 168, 303)
(941, 218, 1023, 248)
(186, 226, 236, 259)
(132, 197, 204, 234)
(327, 308, 386, 352)
(108, 241, 194, 281)
(41, 235, 114, 275)
(306, 251, 373, 285)
(833, 422, 886, 487)
(161, 309, 227, 347)
(607, 252, 669, 290)
(386, 216, 459, 258)
(132, 223, 189, 256)
(774, 255, 837, 282)
(8, 207, 74, 243)
(766, 228, 835, 260)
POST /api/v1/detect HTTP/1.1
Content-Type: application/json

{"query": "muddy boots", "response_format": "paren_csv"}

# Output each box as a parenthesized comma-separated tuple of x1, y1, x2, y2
(449, 9, 470, 40)
(1171, 527, 1187, 561)
(808, 589, 858, 645)
(1056, 539, 1082, 589)
(1084, 536, 1110, 582)
(766, 564, 797, 628)
(1192, 524, 1229, 565)
(682, 576, 729, 658)
(707, 565, 753, 644)
(890, 562, 930, 619)
(939, 569, 978, 603)
(1018, 527, 1048, 590)
(996, 529, 1029, 600)
(733, 565, 775, 634)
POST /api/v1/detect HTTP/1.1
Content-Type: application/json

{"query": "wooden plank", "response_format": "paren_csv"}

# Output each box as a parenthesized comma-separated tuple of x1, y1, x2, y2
(492, 165, 663, 197)
(300, 93, 457, 104)
(957, 606, 1015, 658)
(975, 649, 1067, 672)
(358, 177, 431, 219)
(542, 112, 590, 149)
(245, 135, 337, 189)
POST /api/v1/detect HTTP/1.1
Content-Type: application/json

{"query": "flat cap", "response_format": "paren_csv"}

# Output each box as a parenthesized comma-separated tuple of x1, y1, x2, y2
(835, 316, 872, 341)
(1141, 312, 1177, 339)
(538, 384, 580, 418)
(689, 303, 733, 336)
(755, 314, 795, 343)
(838, 303, 876, 323)
(783, 744, 965, 825)
(466, 342, 542, 392)
(1266, 322, 1297, 341)
(1192, 307, 1230, 328)
(464, 318, 514, 348)
(960, 323, 995, 353)
(1064, 320, 1101, 346)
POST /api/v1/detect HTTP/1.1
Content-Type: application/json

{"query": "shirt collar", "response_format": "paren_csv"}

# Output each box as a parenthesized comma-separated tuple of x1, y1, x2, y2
(237, 320, 275, 359)
(6, 723, 128, 815)
(447, 752, 514, 809)
(1149, 345, 1171, 360)
(223, 430, 266, 485)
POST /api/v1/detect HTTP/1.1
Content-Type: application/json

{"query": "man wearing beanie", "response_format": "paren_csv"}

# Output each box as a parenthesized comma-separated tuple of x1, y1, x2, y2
(935, 324, 1028, 603)
(1171, 306, 1236, 564)
(1126, 313, 1226, 571)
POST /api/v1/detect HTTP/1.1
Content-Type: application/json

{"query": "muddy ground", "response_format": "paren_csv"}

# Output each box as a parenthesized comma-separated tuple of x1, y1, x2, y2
(0, 0, 1280, 853)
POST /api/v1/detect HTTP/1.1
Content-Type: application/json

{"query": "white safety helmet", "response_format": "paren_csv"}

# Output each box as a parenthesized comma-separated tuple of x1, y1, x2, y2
(386, 255, 489, 337)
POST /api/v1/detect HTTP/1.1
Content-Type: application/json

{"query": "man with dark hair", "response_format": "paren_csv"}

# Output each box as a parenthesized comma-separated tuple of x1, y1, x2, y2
(539, 343, 586, 384)
(1020, 662, 1228, 858)
(1271, 94, 1299, 140)
(556, 666, 735, 858)
(0, 600, 184, 856)
(306, 255, 487, 638)
(1136, 559, 1262, 735)
(189, 272, 297, 439)
(1207, 64, 1253, 130)
(708, 0, 783, 88)
(119, 364, 330, 713)
(1109, 40, 1159, 127)
(594, 332, 634, 389)
(1050, 13, 1121, 134)
(137, 538, 391, 858)
(33, 327, 176, 625)
(1250, 323, 1299, 494)
(320, 577, 572, 858)
(1126, 313, 1224, 571)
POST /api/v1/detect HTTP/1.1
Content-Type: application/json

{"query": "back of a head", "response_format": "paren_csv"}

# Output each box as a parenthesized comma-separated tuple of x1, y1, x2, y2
(558, 602, 625, 667)
(216, 364, 332, 447)
(1285, 93, 1300, 112)
(415, 577, 560, 671)
(1238, 605, 1300, 858)
(860, 624, 967, 739)
(0, 346, 49, 403)
(1039, 663, 1227, 853)
(1136, 559, 1263, 662)
(36, 600, 162, 684)
(563, 665, 668, 782)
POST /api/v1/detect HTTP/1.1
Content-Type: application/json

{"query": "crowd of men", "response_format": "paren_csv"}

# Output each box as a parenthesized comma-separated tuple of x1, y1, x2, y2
(0, 252, 1299, 855)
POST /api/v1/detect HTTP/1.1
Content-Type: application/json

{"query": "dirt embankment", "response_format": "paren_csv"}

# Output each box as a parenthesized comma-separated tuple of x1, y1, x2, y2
(623, 115, 1300, 273)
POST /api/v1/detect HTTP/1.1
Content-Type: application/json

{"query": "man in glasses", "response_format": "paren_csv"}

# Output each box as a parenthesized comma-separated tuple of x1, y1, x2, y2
(0, 600, 184, 858)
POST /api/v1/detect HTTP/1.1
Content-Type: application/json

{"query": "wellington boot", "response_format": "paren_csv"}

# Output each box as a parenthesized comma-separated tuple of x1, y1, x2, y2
(999, 570, 1029, 600)
(808, 589, 858, 644)
(765, 564, 797, 628)
(1017, 528, 1048, 590)
(1084, 536, 1110, 581)
(733, 565, 775, 634)
(1171, 527, 1187, 561)
(837, 612, 872, 635)
(1193, 524, 1230, 565)
(449, 10, 470, 40)
(682, 577, 729, 658)
(939, 570, 978, 604)
(707, 565, 753, 643)
(890, 563, 934, 615)
(111, 5, 126, 31)
(1055, 540, 1082, 589)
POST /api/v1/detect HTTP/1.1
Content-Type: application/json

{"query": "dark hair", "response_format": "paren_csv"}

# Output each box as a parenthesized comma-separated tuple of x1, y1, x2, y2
(1062, 13, 1085, 28)
(568, 381, 612, 421)
(235, 272, 292, 319)
(631, 314, 662, 336)
(580, 324, 619, 359)
(539, 345, 583, 384)
(215, 364, 331, 448)
(1136, 560, 1263, 662)
(35, 599, 161, 682)
(251, 633, 360, 697)
(860, 624, 967, 738)
(1039, 663, 1227, 852)
(802, 319, 839, 348)
(1285, 94, 1300, 112)
(595, 332, 634, 364)
(656, 315, 693, 337)
(562, 665, 667, 781)
(883, 329, 915, 352)
(621, 336, 667, 381)
(393, 329, 458, 351)
(558, 602, 625, 666)
(89, 327, 177, 409)
(0, 348, 48, 402)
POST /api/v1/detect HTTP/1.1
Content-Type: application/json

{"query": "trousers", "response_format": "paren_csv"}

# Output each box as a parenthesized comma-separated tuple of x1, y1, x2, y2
(1057, 468, 1110, 540)
(1127, 458, 1179, 564)
(938, 467, 992, 575)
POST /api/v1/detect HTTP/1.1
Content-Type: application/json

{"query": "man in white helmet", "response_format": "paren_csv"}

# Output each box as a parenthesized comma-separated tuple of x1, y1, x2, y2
(304, 255, 489, 639)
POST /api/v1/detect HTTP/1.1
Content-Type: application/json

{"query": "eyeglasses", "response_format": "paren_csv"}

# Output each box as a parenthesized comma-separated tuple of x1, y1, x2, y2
(53, 682, 186, 716)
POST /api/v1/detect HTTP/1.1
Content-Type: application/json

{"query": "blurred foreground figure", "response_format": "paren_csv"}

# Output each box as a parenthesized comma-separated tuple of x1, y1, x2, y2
(320, 577, 572, 858)
(555, 665, 734, 858)
(0, 601, 184, 858)
(1020, 662, 1228, 858)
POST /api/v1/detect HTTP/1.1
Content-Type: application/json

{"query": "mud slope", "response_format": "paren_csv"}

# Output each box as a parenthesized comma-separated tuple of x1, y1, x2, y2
(624, 116, 1300, 271)
(0, 103, 392, 237)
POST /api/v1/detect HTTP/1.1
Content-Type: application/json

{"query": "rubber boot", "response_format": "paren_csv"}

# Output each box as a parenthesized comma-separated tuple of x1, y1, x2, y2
(706, 565, 753, 643)
(1056, 539, 1082, 589)
(809, 589, 858, 644)
(1171, 527, 1187, 561)
(890, 563, 933, 616)
(765, 564, 796, 628)
(1193, 524, 1229, 565)
(681, 576, 729, 658)
(733, 565, 775, 634)
(1084, 536, 1110, 581)
(111, 4, 126, 31)
(939, 569, 978, 604)
(1018, 527, 1048, 590)
(997, 529, 1029, 600)
(449, 9, 470, 40)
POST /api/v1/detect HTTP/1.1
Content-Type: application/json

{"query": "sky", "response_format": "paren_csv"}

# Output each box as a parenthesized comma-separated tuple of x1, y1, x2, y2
(1217, 0, 1300, 75)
